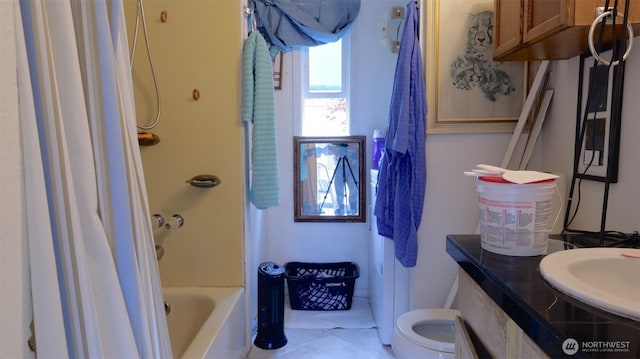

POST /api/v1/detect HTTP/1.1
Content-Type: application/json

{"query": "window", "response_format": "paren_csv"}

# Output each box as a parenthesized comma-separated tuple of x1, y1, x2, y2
(299, 37, 350, 136)
(293, 37, 358, 220)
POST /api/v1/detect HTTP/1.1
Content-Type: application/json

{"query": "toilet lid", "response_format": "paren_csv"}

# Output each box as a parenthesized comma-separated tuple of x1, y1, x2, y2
(396, 309, 460, 353)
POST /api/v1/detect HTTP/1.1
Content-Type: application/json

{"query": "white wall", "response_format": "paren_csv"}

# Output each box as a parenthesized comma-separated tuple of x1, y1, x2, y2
(414, 47, 640, 308)
(413, 132, 512, 308)
(262, 0, 518, 309)
(261, 0, 526, 309)
(244, 200, 266, 333)
(261, 0, 640, 312)
(542, 50, 640, 233)
(263, 0, 407, 298)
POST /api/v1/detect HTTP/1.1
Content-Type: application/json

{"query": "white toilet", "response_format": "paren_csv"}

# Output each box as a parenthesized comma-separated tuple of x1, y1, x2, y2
(391, 308, 460, 359)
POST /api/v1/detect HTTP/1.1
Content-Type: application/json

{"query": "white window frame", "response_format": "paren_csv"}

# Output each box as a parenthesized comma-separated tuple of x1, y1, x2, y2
(293, 34, 351, 136)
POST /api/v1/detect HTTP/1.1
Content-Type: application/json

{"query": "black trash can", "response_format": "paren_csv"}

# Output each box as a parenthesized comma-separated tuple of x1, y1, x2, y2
(254, 262, 287, 350)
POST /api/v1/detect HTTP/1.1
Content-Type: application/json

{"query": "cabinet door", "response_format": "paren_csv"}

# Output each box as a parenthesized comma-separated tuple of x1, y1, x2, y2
(574, 0, 640, 25)
(524, 0, 568, 43)
(494, 0, 524, 59)
(454, 316, 479, 359)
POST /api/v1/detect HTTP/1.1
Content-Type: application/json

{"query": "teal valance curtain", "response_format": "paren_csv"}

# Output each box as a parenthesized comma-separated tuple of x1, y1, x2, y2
(250, 0, 361, 52)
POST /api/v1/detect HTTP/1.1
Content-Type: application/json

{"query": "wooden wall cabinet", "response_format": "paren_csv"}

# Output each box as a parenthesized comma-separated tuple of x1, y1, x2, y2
(494, 0, 640, 60)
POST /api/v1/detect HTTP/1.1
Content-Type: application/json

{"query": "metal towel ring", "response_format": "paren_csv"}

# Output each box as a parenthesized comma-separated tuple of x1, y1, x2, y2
(588, 10, 634, 66)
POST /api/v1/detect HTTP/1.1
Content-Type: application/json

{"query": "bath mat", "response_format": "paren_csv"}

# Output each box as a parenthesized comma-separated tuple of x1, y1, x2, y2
(284, 296, 376, 329)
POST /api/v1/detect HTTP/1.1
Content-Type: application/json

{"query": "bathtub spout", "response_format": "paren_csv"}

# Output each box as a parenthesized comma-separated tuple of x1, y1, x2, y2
(155, 245, 165, 260)
(164, 301, 171, 316)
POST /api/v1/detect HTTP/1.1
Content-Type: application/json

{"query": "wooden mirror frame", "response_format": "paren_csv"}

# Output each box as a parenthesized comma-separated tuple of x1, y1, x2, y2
(293, 136, 366, 222)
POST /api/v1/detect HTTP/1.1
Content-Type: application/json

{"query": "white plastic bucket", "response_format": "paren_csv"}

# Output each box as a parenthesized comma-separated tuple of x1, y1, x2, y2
(476, 177, 558, 256)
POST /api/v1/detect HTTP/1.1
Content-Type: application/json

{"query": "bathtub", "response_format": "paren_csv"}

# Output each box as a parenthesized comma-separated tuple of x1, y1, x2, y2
(162, 287, 246, 359)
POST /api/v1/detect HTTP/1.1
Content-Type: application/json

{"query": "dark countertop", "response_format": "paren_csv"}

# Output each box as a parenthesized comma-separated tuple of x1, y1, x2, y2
(446, 235, 640, 359)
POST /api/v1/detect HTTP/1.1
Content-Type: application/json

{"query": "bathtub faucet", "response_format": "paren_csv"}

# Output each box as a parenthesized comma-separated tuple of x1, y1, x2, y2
(151, 213, 165, 229)
(164, 214, 184, 230)
(155, 245, 165, 261)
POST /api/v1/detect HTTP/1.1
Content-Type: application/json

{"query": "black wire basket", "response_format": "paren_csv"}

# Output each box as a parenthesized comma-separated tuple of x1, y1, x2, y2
(284, 262, 360, 311)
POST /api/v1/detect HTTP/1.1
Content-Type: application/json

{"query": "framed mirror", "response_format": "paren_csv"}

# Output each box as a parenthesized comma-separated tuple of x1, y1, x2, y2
(294, 136, 366, 222)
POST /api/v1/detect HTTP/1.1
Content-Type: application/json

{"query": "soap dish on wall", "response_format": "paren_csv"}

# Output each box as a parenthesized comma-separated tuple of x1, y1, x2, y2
(137, 132, 160, 146)
(185, 174, 221, 188)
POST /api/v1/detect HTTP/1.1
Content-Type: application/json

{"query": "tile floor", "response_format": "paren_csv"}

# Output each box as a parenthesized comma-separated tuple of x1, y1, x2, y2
(247, 328, 396, 359)
(246, 297, 396, 358)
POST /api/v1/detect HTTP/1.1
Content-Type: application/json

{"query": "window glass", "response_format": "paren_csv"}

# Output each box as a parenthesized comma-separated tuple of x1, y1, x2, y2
(309, 40, 342, 93)
(301, 38, 349, 136)
(302, 98, 347, 135)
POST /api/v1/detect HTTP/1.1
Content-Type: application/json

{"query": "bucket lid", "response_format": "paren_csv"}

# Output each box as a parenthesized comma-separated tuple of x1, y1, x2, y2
(478, 176, 556, 184)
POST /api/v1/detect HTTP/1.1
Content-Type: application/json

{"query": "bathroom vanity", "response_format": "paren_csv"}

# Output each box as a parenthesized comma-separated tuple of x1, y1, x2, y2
(447, 235, 640, 358)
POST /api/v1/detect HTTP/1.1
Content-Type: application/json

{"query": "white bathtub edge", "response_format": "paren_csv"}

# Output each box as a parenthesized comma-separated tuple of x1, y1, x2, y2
(172, 287, 245, 359)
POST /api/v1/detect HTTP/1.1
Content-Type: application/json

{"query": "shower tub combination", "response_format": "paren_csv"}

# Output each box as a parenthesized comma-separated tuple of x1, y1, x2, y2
(162, 287, 246, 358)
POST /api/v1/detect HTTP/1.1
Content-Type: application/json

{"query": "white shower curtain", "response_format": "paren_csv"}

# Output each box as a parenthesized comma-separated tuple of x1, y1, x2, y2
(15, 0, 172, 357)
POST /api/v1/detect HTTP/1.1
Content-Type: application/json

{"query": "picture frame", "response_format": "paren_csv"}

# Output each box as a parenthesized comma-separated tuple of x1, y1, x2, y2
(424, 0, 527, 133)
(574, 47, 623, 183)
(293, 136, 366, 223)
(273, 52, 283, 90)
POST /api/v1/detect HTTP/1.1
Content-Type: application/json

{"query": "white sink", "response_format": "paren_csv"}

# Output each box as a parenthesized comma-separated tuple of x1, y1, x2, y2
(539, 247, 640, 320)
